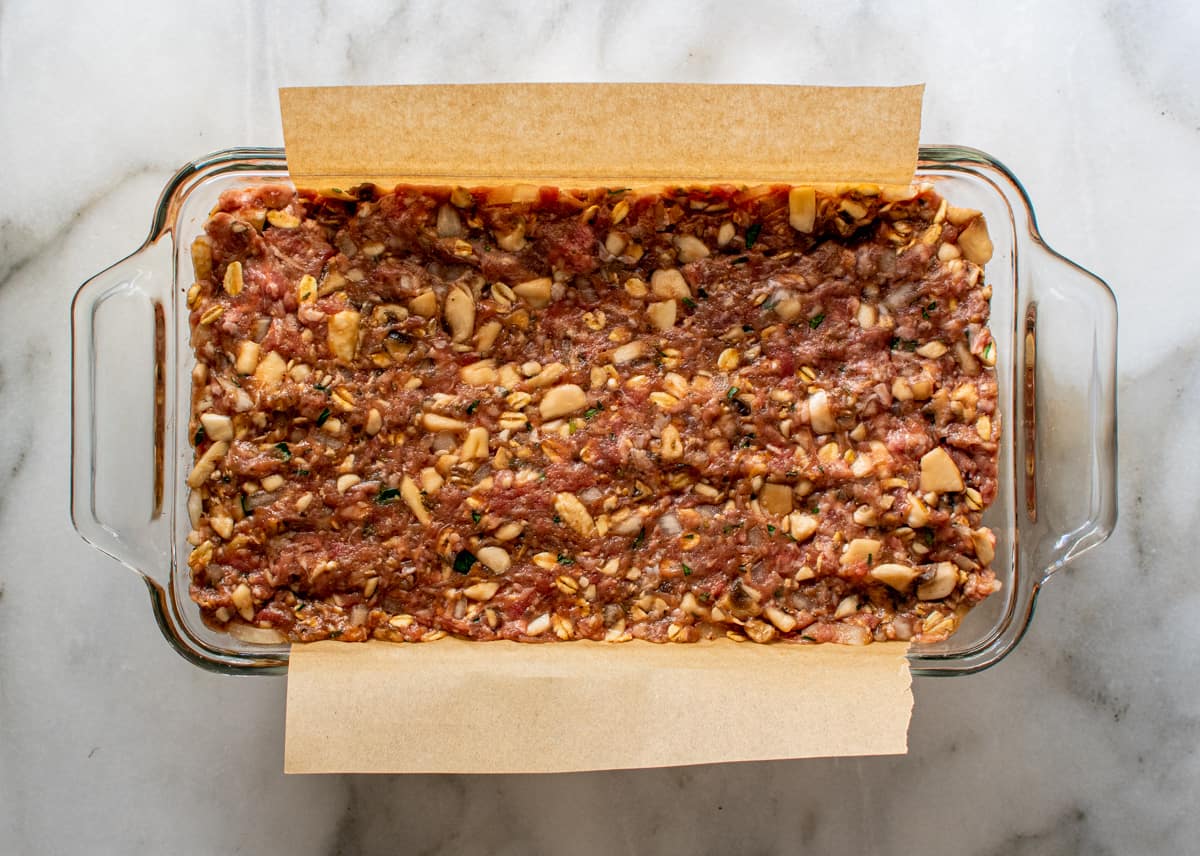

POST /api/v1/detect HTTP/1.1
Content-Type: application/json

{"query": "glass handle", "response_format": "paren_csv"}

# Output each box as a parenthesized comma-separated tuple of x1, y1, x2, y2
(1024, 240, 1118, 582)
(70, 239, 174, 587)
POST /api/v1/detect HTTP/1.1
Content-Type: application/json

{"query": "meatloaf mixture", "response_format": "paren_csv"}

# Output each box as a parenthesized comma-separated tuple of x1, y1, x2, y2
(186, 181, 1001, 646)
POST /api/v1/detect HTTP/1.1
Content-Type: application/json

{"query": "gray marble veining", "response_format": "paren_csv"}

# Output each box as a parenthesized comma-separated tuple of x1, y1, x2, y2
(2, 1, 1196, 853)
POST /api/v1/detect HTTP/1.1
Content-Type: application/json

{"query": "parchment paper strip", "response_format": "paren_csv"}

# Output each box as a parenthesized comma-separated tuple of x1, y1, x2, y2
(280, 83, 923, 773)
(281, 83, 923, 191)
(286, 640, 911, 774)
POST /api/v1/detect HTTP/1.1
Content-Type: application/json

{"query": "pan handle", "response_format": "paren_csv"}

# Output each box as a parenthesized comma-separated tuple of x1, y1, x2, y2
(70, 238, 175, 587)
(1025, 239, 1118, 582)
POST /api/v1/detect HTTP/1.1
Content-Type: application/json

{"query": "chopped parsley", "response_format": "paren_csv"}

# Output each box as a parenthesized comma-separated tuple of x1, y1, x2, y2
(801, 634, 817, 642)
(452, 550, 477, 574)
(682, 563, 693, 576)
(583, 403, 604, 420)
(471, 510, 482, 524)
(744, 222, 762, 248)
(631, 527, 646, 550)
(315, 407, 331, 427)
(767, 525, 776, 535)
(922, 301, 937, 319)
(466, 399, 480, 415)
(275, 442, 292, 461)
(375, 487, 401, 505)
(761, 298, 779, 312)
(890, 336, 919, 352)
(808, 313, 826, 330)
(557, 554, 576, 566)
(682, 296, 697, 310)
(726, 386, 740, 400)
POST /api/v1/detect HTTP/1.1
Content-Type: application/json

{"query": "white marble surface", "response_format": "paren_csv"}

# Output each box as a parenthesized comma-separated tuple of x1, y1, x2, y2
(1, 0, 1196, 852)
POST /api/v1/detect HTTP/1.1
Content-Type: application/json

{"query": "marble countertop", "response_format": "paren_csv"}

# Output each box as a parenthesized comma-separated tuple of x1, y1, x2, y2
(2, 1, 1196, 853)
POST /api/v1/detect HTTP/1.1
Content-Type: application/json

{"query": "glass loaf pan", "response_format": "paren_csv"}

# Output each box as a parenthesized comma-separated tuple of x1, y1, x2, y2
(70, 147, 1117, 675)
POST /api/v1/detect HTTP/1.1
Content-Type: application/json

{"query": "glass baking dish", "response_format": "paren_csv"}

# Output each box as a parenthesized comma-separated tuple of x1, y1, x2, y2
(70, 147, 1116, 676)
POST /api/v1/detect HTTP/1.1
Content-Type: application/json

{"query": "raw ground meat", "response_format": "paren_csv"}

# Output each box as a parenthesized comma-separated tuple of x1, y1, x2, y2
(186, 181, 1001, 646)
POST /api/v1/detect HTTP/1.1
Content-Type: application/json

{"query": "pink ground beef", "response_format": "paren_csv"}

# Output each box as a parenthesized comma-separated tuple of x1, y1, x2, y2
(186, 181, 1000, 646)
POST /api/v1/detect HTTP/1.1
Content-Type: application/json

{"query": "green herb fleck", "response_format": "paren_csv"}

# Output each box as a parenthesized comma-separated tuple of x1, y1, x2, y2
(922, 301, 937, 319)
(923, 528, 935, 547)
(808, 313, 826, 330)
(452, 550, 477, 574)
(867, 553, 874, 567)
(275, 442, 291, 461)
(583, 403, 604, 420)
(315, 407, 331, 427)
(745, 222, 762, 248)
(682, 563, 693, 576)
(726, 386, 740, 400)
(329, 630, 343, 639)
(296, 469, 310, 477)
(557, 554, 576, 566)
(761, 298, 779, 312)
(767, 525, 776, 535)
(552, 514, 561, 524)
(890, 336, 919, 352)
(801, 634, 817, 642)
(631, 527, 646, 550)
(375, 487, 401, 505)
(811, 506, 820, 515)
(240, 495, 250, 516)
(607, 187, 631, 195)
(193, 426, 206, 446)
(314, 382, 329, 392)
(682, 297, 697, 310)
(466, 399, 480, 415)
(471, 510, 482, 524)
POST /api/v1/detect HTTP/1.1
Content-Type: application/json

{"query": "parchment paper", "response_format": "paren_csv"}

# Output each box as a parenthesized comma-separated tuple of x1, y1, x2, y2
(286, 640, 911, 774)
(281, 83, 923, 191)
(280, 83, 923, 774)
